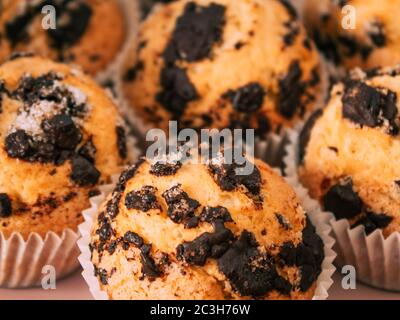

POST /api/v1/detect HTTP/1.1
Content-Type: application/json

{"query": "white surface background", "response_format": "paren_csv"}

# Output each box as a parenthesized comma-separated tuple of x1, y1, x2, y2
(1, 269, 399, 300)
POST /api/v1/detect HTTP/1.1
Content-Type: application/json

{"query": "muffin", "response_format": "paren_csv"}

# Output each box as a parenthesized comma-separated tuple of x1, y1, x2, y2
(298, 65, 400, 238)
(89, 154, 325, 300)
(121, 0, 324, 135)
(0, 55, 130, 239)
(303, 0, 400, 72)
(0, 0, 127, 76)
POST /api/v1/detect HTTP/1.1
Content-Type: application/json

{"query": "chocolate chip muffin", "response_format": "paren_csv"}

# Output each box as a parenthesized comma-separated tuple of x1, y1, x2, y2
(298, 65, 400, 238)
(121, 0, 324, 135)
(90, 155, 325, 300)
(0, 0, 126, 76)
(303, 0, 400, 71)
(0, 55, 130, 239)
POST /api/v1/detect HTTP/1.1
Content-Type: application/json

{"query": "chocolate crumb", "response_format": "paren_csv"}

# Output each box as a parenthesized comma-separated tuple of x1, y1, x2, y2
(323, 178, 363, 220)
(162, 184, 200, 224)
(70, 156, 100, 186)
(353, 211, 393, 235)
(222, 83, 265, 112)
(275, 213, 291, 230)
(125, 186, 161, 212)
(116, 126, 128, 159)
(200, 206, 233, 223)
(0, 193, 12, 218)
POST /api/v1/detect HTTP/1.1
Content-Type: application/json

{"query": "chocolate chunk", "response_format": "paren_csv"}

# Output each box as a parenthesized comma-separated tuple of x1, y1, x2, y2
(208, 160, 261, 196)
(162, 184, 200, 224)
(106, 159, 145, 219)
(323, 179, 363, 220)
(279, 241, 297, 266)
(70, 156, 100, 186)
(96, 212, 113, 242)
(200, 206, 233, 223)
(368, 22, 386, 47)
(116, 126, 128, 159)
(0, 193, 12, 218)
(283, 21, 300, 47)
(150, 161, 182, 176)
(279, 0, 298, 19)
(13, 72, 60, 103)
(107, 241, 117, 255)
(124, 61, 144, 82)
(223, 83, 265, 112)
(312, 29, 341, 64)
(338, 34, 359, 57)
(353, 212, 393, 235)
(5, 5, 36, 47)
(275, 213, 291, 230)
(279, 217, 324, 292)
(125, 186, 161, 212)
(5, 130, 34, 159)
(163, 2, 226, 64)
(156, 66, 199, 118)
(42, 115, 82, 150)
(48, 2, 92, 51)
(184, 216, 200, 229)
(140, 244, 161, 278)
(123, 231, 144, 248)
(342, 80, 399, 135)
(218, 231, 291, 297)
(298, 109, 323, 164)
(299, 217, 324, 291)
(89, 189, 101, 198)
(94, 267, 109, 285)
(6, 1, 92, 53)
(278, 61, 305, 119)
(177, 220, 234, 266)
(34, 141, 58, 163)
(0, 80, 7, 113)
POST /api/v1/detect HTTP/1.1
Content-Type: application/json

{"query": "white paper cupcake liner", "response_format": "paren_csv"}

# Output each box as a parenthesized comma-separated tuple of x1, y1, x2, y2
(78, 146, 336, 300)
(0, 228, 80, 288)
(284, 126, 400, 292)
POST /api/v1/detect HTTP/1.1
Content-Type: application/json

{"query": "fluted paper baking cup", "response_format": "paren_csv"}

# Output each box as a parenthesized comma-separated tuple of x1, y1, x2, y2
(284, 127, 400, 292)
(0, 228, 79, 288)
(78, 158, 336, 300)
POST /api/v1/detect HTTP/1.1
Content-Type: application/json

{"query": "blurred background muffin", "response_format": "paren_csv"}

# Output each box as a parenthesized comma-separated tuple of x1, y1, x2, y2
(0, 0, 127, 76)
(0, 55, 132, 239)
(297, 65, 400, 237)
(90, 155, 325, 299)
(303, 0, 400, 72)
(121, 0, 324, 136)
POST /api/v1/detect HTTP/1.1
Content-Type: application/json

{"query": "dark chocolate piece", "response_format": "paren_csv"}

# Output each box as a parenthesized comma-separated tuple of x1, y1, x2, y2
(218, 230, 292, 297)
(323, 179, 363, 220)
(125, 186, 161, 212)
(70, 156, 100, 186)
(162, 184, 200, 224)
(0, 193, 12, 218)
(298, 109, 323, 164)
(222, 83, 265, 112)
